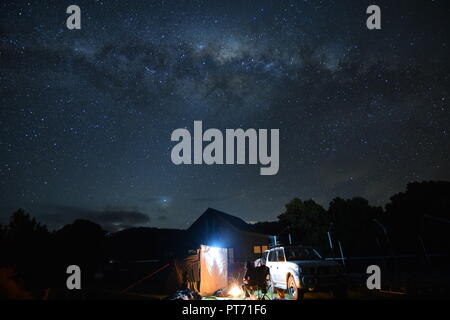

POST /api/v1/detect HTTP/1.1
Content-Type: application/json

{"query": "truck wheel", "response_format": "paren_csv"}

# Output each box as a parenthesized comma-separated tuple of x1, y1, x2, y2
(287, 275, 303, 300)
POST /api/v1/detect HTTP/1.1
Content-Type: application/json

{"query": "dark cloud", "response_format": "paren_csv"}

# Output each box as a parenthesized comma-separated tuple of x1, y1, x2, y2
(36, 205, 151, 232)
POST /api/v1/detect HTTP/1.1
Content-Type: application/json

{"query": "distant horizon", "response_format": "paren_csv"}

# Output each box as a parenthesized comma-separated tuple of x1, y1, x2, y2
(2, 179, 447, 232)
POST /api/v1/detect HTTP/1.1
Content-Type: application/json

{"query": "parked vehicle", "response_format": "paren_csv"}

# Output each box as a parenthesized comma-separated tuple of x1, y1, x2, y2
(263, 245, 348, 300)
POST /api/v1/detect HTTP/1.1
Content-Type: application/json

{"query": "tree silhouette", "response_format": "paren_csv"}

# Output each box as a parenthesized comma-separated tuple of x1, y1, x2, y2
(277, 198, 329, 249)
(1, 209, 52, 297)
(54, 219, 106, 285)
(386, 181, 450, 255)
(329, 197, 384, 256)
(7, 209, 49, 238)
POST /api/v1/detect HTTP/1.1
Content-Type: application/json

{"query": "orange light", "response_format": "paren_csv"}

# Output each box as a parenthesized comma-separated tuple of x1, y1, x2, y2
(228, 284, 243, 298)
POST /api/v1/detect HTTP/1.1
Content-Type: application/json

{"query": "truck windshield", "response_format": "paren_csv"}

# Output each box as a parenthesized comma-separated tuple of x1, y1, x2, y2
(284, 247, 322, 261)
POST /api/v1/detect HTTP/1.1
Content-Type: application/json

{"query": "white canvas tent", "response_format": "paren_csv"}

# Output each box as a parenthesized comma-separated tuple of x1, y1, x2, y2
(119, 244, 230, 297)
(199, 244, 228, 295)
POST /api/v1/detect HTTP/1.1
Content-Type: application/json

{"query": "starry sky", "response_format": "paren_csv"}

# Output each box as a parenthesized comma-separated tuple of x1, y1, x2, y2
(1, 0, 449, 231)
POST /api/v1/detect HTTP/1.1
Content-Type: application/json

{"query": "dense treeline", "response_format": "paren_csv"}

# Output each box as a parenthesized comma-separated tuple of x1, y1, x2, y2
(1, 180, 449, 298)
(252, 181, 450, 257)
(0, 215, 106, 299)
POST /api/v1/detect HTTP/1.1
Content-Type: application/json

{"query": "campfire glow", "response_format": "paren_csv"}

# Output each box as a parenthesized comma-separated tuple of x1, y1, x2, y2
(228, 284, 243, 298)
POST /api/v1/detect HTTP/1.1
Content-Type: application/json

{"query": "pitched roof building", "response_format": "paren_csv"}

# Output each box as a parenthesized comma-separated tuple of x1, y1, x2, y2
(187, 208, 271, 262)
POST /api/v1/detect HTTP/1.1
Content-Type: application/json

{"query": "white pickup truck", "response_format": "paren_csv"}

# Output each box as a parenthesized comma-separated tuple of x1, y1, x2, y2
(263, 245, 348, 300)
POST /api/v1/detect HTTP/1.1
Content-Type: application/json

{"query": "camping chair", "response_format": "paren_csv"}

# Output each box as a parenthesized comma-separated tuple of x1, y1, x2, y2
(242, 262, 271, 300)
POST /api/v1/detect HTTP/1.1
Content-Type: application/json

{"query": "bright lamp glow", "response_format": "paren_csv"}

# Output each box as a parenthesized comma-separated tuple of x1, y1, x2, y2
(203, 245, 226, 275)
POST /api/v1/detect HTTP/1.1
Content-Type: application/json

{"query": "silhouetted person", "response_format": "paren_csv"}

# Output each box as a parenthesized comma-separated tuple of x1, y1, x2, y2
(242, 261, 270, 299)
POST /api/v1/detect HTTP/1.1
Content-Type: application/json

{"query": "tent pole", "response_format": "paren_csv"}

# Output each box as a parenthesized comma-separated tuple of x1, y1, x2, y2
(121, 263, 171, 294)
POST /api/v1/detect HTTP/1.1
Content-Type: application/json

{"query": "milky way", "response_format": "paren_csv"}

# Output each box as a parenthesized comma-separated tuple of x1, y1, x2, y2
(1, 0, 449, 231)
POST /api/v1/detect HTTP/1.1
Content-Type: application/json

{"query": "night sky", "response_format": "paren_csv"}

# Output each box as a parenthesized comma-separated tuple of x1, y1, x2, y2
(1, 0, 449, 231)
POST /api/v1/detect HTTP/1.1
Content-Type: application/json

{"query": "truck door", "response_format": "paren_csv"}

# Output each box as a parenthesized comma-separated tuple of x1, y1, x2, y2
(276, 248, 288, 288)
(266, 250, 278, 285)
